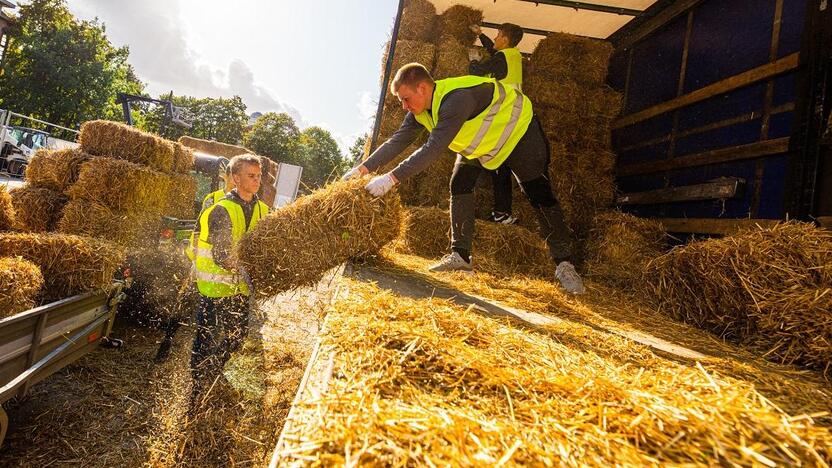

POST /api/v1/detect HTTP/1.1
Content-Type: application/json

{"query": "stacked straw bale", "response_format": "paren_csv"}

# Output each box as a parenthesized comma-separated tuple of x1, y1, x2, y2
(394, 206, 551, 277)
(66, 158, 171, 214)
(585, 211, 667, 287)
(398, 0, 437, 42)
(178, 136, 252, 158)
(437, 5, 482, 44)
(24, 148, 92, 191)
(238, 177, 402, 297)
(0, 256, 44, 317)
(0, 232, 124, 301)
(0, 186, 16, 231)
(9, 186, 68, 232)
(432, 34, 469, 79)
(59, 200, 164, 247)
(529, 32, 613, 88)
(171, 143, 195, 174)
(163, 172, 198, 219)
(79, 120, 174, 172)
(645, 222, 832, 375)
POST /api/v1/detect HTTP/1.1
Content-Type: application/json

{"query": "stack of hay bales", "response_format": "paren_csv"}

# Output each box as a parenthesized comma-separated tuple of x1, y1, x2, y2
(0, 232, 124, 302)
(0, 186, 15, 231)
(645, 222, 832, 375)
(0, 256, 44, 317)
(238, 177, 402, 297)
(584, 211, 667, 288)
(178, 135, 252, 158)
(57, 120, 197, 247)
(394, 206, 551, 277)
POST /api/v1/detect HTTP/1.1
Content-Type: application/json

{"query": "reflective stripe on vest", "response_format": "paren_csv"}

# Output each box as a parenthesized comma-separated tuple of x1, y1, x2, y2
(413, 76, 533, 170)
(499, 48, 523, 91)
(194, 198, 269, 298)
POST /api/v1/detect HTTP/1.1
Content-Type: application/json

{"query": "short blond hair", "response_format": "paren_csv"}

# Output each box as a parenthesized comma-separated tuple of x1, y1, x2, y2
(390, 63, 434, 94)
(229, 154, 261, 175)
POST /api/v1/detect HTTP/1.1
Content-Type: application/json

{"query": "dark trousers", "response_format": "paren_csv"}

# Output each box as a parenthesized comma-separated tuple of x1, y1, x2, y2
(491, 166, 513, 214)
(190, 294, 250, 387)
(449, 116, 574, 264)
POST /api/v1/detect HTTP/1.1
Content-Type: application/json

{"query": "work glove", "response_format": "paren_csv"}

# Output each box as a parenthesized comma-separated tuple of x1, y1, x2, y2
(342, 165, 367, 181)
(468, 48, 482, 62)
(468, 24, 481, 35)
(365, 173, 397, 197)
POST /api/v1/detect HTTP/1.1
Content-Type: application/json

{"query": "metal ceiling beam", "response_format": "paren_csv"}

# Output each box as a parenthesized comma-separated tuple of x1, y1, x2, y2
(481, 21, 552, 37)
(516, 0, 643, 17)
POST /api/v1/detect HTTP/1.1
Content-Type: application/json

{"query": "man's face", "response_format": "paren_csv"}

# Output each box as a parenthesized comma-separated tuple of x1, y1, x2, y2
(232, 163, 261, 196)
(494, 30, 510, 50)
(396, 82, 431, 115)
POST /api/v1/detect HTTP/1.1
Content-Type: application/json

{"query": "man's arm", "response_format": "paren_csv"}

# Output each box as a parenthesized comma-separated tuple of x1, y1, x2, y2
(362, 113, 424, 173)
(469, 51, 508, 81)
(206, 207, 235, 270)
(479, 33, 496, 55)
(389, 90, 480, 181)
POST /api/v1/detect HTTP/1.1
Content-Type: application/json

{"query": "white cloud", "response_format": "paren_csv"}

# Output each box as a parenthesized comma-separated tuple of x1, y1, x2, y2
(357, 90, 379, 122)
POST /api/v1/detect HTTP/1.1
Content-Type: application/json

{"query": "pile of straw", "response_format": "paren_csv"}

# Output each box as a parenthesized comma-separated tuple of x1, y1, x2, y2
(163, 173, 198, 219)
(0, 256, 43, 317)
(398, 0, 436, 42)
(171, 143, 195, 174)
(0, 186, 16, 231)
(530, 32, 613, 87)
(585, 211, 667, 287)
(394, 206, 551, 276)
(178, 136, 252, 158)
(645, 222, 832, 375)
(67, 158, 171, 214)
(9, 186, 68, 232)
(432, 34, 469, 79)
(437, 5, 482, 45)
(58, 200, 162, 248)
(275, 282, 832, 465)
(24, 148, 92, 191)
(79, 120, 174, 172)
(0, 232, 125, 301)
(238, 177, 402, 297)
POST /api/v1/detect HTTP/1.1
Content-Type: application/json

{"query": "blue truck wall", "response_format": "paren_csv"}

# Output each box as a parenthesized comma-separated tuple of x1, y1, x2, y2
(608, 0, 807, 221)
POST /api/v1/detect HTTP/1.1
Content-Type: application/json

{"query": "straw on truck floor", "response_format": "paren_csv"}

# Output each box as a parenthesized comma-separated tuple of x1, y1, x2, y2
(0, 256, 44, 318)
(79, 120, 174, 172)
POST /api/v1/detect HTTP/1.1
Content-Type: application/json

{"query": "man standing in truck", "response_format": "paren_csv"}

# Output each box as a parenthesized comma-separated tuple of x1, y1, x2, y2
(469, 23, 525, 225)
(189, 154, 270, 401)
(344, 63, 584, 294)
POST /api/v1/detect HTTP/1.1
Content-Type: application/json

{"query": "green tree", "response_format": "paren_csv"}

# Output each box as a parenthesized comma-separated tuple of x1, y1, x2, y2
(242, 112, 302, 165)
(0, 0, 144, 135)
(143, 95, 248, 144)
(348, 133, 368, 164)
(298, 126, 347, 187)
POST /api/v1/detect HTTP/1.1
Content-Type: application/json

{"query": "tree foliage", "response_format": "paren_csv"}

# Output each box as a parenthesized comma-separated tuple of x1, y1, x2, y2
(142, 95, 248, 144)
(298, 126, 348, 187)
(242, 112, 302, 165)
(0, 0, 143, 135)
(348, 133, 368, 165)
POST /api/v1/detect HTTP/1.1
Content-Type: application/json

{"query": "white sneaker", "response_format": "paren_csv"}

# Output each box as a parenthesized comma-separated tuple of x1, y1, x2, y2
(556, 261, 585, 294)
(428, 252, 473, 273)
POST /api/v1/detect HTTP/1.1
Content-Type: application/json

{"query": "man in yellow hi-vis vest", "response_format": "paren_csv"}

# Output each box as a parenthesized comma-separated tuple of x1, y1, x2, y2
(190, 154, 269, 397)
(469, 22, 524, 226)
(344, 63, 584, 294)
(202, 164, 236, 211)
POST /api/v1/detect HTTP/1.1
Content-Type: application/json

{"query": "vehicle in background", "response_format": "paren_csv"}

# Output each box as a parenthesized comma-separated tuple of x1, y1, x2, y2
(0, 110, 79, 178)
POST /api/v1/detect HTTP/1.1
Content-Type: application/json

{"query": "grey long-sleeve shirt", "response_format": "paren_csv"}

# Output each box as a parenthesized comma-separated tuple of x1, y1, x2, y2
(363, 82, 495, 181)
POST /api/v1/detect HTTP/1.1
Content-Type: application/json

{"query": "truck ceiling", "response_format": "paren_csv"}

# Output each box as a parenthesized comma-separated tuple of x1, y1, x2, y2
(429, 0, 658, 52)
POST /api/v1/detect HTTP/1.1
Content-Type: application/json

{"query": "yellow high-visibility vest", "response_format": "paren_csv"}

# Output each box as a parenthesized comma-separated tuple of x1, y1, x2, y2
(413, 76, 533, 170)
(193, 198, 269, 298)
(497, 47, 522, 91)
(203, 189, 226, 207)
(185, 189, 228, 261)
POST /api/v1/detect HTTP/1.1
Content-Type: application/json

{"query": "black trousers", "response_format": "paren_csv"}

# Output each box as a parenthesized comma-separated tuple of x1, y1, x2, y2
(491, 166, 513, 214)
(449, 116, 574, 264)
(190, 294, 250, 386)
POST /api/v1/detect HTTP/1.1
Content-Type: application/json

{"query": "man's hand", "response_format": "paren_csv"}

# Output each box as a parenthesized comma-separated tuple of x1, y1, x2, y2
(469, 24, 481, 35)
(342, 164, 368, 181)
(365, 173, 398, 197)
(468, 48, 482, 62)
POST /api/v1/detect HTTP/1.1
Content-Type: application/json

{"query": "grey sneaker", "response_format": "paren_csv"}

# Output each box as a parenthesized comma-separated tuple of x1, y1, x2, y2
(428, 252, 473, 273)
(556, 261, 585, 294)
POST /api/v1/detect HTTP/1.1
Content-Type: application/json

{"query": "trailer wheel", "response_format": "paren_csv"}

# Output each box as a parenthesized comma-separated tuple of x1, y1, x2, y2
(101, 337, 124, 349)
(0, 406, 8, 448)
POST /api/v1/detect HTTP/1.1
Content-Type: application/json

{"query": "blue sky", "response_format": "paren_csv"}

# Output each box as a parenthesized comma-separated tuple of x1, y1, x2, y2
(65, 0, 400, 152)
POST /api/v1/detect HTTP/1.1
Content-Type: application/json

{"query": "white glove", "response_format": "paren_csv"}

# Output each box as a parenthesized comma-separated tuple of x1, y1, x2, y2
(365, 173, 397, 197)
(342, 165, 364, 181)
(468, 24, 481, 35)
(468, 48, 482, 62)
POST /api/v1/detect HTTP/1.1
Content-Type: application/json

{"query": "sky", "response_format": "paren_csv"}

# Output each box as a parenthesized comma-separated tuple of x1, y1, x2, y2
(64, 0, 400, 153)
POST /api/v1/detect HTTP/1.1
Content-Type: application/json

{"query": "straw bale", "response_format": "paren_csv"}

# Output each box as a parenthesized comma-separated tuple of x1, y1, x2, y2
(58, 200, 162, 248)
(24, 148, 92, 191)
(408, 150, 454, 209)
(164, 173, 198, 219)
(0, 256, 43, 317)
(530, 32, 613, 87)
(78, 120, 174, 172)
(437, 5, 482, 45)
(394, 206, 551, 276)
(178, 136, 252, 158)
(276, 282, 832, 466)
(238, 177, 402, 297)
(0, 232, 125, 301)
(585, 211, 667, 287)
(382, 40, 436, 86)
(67, 158, 171, 214)
(537, 106, 613, 151)
(432, 34, 469, 79)
(0, 186, 15, 231)
(377, 99, 408, 144)
(171, 143, 195, 174)
(525, 77, 622, 121)
(9, 186, 68, 232)
(398, 0, 437, 42)
(645, 222, 832, 374)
